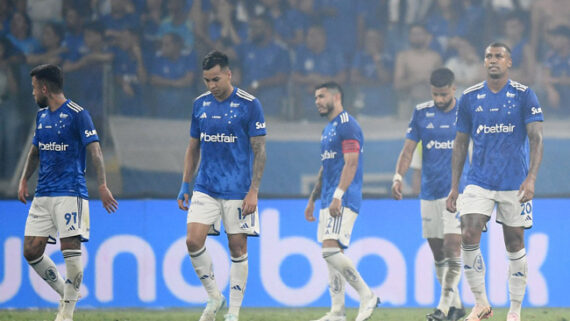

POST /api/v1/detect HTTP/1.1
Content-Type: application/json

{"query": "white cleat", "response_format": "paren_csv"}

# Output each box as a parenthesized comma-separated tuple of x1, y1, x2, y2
(464, 304, 493, 321)
(224, 313, 239, 321)
(198, 295, 226, 321)
(355, 293, 380, 321)
(506, 312, 520, 321)
(310, 311, 346, 321)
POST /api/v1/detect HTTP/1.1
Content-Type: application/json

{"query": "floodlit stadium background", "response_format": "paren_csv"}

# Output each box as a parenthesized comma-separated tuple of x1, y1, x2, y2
(1, 0, 570, 310)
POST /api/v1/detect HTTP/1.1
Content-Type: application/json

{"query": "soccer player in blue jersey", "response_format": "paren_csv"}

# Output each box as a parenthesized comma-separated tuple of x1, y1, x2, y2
(18, 64, 118, 321)
(392, 68, 466, 321)
(305, 82, 379, 321)
(446, 43, 544, 321)
(177, 50, 266, 321)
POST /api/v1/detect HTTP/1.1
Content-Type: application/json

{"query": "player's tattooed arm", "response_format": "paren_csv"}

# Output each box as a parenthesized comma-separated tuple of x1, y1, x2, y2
(87, 142, 118, 213)
(18, 145, 39, 203)
(309, 167, 324, 203)
(519, 121, 543, 202)
(250, 135, 267, 192)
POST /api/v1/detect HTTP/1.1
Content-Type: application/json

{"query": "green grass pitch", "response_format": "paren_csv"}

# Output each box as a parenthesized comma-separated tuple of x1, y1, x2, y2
(1, 308, 569, 321)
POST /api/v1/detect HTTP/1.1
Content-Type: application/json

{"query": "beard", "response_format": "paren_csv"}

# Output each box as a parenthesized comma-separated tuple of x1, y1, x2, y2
(319, 102, 334, 117)
(36, 96, 48, 108)
(435, 98, 453, 111)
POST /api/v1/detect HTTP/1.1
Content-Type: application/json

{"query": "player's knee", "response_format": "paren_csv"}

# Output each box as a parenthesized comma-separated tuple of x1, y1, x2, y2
(505, 239, 525, 253)
(185, 237, 204, 253)
(23, 245, 43, 262)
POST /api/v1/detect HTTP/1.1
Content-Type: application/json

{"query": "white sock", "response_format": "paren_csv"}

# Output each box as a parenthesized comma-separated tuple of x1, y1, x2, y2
(326, 260, 345, 314)
(435, 258, 446, 287)
(508, 248, 527, 315)
(228, 253, 248, 316)
(449, 257, 463, 309)
(462, 243, 489, 306)
(322, 248, 370, 298)
(27, 254, 65, 297)
(189, 246, 220, 298)
(62, 249, 82, 319)
(438, 257, 462, 315)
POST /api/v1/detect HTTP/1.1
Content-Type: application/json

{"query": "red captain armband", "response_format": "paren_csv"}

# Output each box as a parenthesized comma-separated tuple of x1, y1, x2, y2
(342, 139, 360, 153)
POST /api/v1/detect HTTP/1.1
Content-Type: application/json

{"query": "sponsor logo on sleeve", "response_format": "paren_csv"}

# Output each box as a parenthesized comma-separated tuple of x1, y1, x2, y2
(531, 107, 542, 115)
(85, 129, 97, 137)
(255, 122, 266, 130)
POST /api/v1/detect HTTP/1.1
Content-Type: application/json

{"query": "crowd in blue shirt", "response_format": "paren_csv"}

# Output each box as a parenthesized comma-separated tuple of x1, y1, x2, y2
(0, 0, 569, 179)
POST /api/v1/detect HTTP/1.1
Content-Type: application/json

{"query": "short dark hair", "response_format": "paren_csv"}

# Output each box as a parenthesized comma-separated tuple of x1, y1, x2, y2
(487, 42, 512, 54)
(202, 50, 229, 70)
(430, 67, 455, 87)
(315, 81, 344, 102)
(30, 64, 64, 93)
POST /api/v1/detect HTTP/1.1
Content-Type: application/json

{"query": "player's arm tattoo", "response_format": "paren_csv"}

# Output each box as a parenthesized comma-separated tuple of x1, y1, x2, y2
(249, 135, 266, 191)
(20, 145, 39, 181)
(526, 121, 543, 181)
(395, 139, 418, 176)
(450, 132, 469, 191)
(86, 142, 108, 187)
(182, 138, 200, 183)
(310, 167, 323, 202)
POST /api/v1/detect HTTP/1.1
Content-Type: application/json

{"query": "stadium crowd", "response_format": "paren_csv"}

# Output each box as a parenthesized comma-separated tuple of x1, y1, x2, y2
(0, 0, 569, 179)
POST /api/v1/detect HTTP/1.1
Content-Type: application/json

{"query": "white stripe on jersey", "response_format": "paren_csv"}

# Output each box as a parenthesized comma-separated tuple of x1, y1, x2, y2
(194, 91, 211, 101)
(415, 100, 435, 110)
(340, 112, 349, 123)
(463, 81, 485, 94)
(237, 88, 255, 101)
(38, 107, 48, 112)
(510, 80, 528, 92)
(68, 101, 84, 112)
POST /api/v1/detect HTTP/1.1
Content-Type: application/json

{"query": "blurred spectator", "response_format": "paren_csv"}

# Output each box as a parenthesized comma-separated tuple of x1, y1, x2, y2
(26, 22, 65, 66)
(26, 0, 63, 39)
(61, 5, 86, 62)
(356, 0, 388, 47)
(350, 28, 395, 116)
(461, 0, 486, 51)
(530, 0, 570, 60)
(393, 24, 442, 119)
(541, 25, 570, 117)
(444, 37, 483, 94)
(63, 21, 114, 139)
(274, 0, 308, 48)
(0, 0, 12, 37)
(499, 11, 535, 84)
(291, 23, 347, 120)
(259, 0, 291, 47)
(148, 32, 197, 118)
(100, 0, 139, 41)
(424, 0, 468, 59)
(197, 0, 247, 53)
(385, 0, 433, 53)
(313, 0, 357, 58)
(0, 37, 20, 179)
(234, 14, 289, 118)
(158, 0, 194, 48)
(140, 0, 164, 50)
(7, 11, 39, 54)
(112, 28, 148, 116)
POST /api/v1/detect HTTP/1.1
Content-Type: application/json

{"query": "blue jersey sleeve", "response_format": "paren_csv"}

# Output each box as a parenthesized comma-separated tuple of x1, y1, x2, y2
(405, 109, 420, 142)
(248, 99, 267, 137)
(77, 110, 99, 146)
(190, 101, 200, 138)
(522, 88, 544, 124)
(456, 94, 472, 134)
(337, 119, 361, 144)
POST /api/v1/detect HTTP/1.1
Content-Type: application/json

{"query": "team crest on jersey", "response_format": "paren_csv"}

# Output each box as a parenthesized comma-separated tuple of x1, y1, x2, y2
(230, 102, 240, 108)
(59, 113, 69, 119)
(477, 94, 486, 99)
(506, 92, 515, 98)
(202, 101, 211, 107)
(426, 112, 435, 117)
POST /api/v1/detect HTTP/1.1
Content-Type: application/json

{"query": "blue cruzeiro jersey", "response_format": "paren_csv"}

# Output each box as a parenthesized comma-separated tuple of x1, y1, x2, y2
(406, 100, 468, 200)
(320, 111, 364, 213)
(33, 100, 100, 198)
(457, 79, 544, 190)
(190, 87, 266, 199)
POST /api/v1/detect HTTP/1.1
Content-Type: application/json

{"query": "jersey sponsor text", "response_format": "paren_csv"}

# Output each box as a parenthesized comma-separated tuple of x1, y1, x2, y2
(38, 142, 69, 151)
(200, 132, 238, 143)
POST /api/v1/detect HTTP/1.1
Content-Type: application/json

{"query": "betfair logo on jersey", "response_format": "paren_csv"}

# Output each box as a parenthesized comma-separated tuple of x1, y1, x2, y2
(531, 107, 542, 115)
(84, 129, 97, 137)
(476, 123, 515, 135)
(426, 140, 454, 150)
(200, 132, 238, 143)
(321, 150, 337, 160)
(39, 142, 69, 151)
(255, 122, 266, 130)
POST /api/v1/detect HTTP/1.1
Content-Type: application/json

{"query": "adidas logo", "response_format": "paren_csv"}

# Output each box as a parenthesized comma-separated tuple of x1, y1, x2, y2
(511, 272, 525, 277)
(231, 285, 243, 291)
(200, 113, 207, 119)
(426, 123, 434, 129)
(464, 264, 472, 270)
(199, 274, 210, 280)
(475, 106, 483, 112)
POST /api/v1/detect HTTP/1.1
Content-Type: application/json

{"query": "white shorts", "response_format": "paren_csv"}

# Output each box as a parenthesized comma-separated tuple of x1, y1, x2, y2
(459, 185, 533, 228)
(25, 196, 90, 243)
(420, 197, 461, 239)
(187, 191, 260, 236)
(317, 207, 358, 248)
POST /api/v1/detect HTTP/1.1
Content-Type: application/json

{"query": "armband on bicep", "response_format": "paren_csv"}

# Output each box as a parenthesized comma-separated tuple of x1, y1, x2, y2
(342, 139, 360, 153)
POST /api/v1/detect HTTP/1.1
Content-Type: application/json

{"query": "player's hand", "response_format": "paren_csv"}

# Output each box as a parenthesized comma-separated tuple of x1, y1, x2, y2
(446, 189, 459, 213)
(177, 182, 190, 211)
(328, 198, 342, 217)
(99, 185, 118, 213)
(304, 200, 315, 222)
(241, 189, 258, 216)
(518, 177, 535, 203)
(391, 180, 403, 200)
(18, 179, 29, 204)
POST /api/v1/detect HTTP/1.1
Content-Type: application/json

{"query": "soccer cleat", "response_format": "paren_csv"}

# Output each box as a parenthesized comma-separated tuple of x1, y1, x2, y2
(506, 312, 520, 321)
(198, 295, 226, 321)
(447, 306, 466, 321)
(355, 293, 380, 321)
(425, 309, 446, 321)
(310, 311, 346, 321)
(464, 304, 493, 321)
(224, 313, 239, 321)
